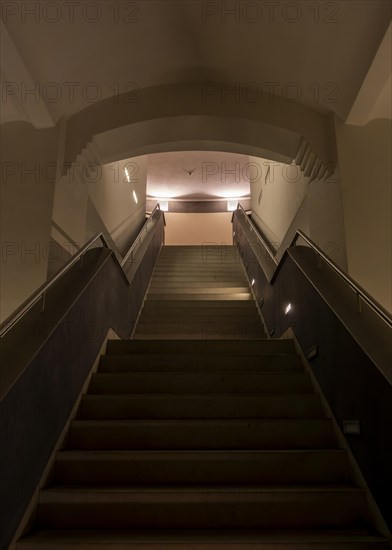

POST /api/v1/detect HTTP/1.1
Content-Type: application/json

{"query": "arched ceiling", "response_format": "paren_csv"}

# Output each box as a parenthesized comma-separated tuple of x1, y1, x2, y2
(1, 0, 390, 127)
(146, 151, 251, 200)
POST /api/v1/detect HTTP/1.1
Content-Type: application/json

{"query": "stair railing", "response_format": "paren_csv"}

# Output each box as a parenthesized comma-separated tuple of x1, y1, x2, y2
(235, 203, 392, 328)
(0, 203, 163, 339)
(121, 203, 163, 266)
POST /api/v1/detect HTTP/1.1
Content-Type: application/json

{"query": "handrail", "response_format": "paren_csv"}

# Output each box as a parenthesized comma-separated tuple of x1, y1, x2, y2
(291, 230, 392, 327)
(0, 233, 110, 338)
(0, 203, 162, 338)
(121, 203, 161, 266)
(237, 203, 277, 264)
(235, 203, 392, 328)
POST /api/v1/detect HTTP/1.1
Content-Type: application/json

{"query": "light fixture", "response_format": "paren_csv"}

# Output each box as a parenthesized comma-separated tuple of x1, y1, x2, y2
(343, 420, 361, 435)
(227, 200, 237, 211)
(132, 190, 138, 204)
(284, 303, 292, 315)
(124, 167, 130, 183)
(160, 200, 169, 212)
(306, 345, 318, 360)
(251, 278, 255, 287)
(184, 168, 195, 176)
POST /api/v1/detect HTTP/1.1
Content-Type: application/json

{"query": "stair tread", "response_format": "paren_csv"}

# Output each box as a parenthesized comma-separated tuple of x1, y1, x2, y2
(17, 528, 388, 543)
(101, 353, 297, 358)
(91, 372, 309, 377)
(57, 449, 347, 458)
(106, 340, 295, 355)
(71, 417, 331, 426)
(41, 484, 364, 496)
(82, 392, 316, 397)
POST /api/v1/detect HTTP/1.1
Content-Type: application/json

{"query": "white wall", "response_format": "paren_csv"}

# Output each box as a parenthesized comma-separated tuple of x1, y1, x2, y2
(86, 157, 147, 255)
(335, 117, 392, 312)
(1, 126, 148, 323)
(249, 156, 348, 269)
(249, 157, 308, 249)
(0, 122, 58, 322)
(275, 173, 348, 269)
(164, 213, 234, 245)
(51, 155, 148, 257)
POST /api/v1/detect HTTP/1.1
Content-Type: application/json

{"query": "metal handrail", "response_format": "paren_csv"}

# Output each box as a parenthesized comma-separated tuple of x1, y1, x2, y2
(0, 204, 162, 338)
(236, 203, 277, 264)
(121, 203, 161, 266)
(235, 203, 392, 328)
(291, 230, 392, 327)
(0, 233, 110, 338)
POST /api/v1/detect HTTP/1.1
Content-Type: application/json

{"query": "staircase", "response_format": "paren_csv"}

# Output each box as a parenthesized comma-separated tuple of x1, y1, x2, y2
(134, 245, 265, 339)
(16, 246, 389, 548)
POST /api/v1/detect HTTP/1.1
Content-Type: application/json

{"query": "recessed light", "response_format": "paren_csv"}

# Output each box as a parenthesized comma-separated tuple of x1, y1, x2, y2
(343, 420, 361, 435)
(125, 167, 130, 183)
(132, 190, 138, 204)
(251, 278, 255, 286)
(284, 303, 292, 315)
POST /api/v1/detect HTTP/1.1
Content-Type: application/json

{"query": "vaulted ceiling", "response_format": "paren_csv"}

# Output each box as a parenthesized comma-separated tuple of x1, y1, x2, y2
(1, 0, 390, 127)
(146, 151, 251, 200)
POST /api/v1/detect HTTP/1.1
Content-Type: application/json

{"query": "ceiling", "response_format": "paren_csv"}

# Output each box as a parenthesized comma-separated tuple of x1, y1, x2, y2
(146, 151, 251, 200)
(1, 0, 390, 127)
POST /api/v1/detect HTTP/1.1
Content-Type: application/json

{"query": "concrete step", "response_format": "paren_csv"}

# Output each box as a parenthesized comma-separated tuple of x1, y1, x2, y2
(106, 339, 296, 355)
(138, 311, 261, 322)
(79, 393, 324, 420)
(69, 419, 337, 450)
(133, 333, 266, 340)
(144, 293, 252, 301)
(157, 259, 240, 263)
(16, 529, 391, 549)
(153, 266, 244, 273)
(88, 372, 313, 395)
(147, 287, 251, 294)
(37, 486, 369, 529)
(158, 246, 237, 251)
(134, 323, 265, 339)
(98, 353, 304, 373)
(159, 245, 238, 254)
(151, 275, 247, 281)
(143, 299, 256, 315)
(139, 316, 261, 327)
(54, 449, 351, 486)
(154, 263, 244, 268)
(149, 281, 248, 289)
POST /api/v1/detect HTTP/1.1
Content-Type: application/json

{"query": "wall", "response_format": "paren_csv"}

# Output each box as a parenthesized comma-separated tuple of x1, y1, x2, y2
(0, 122, 58, 322)
(249, 156, 348, 270)
(335, 117, 392, 312)
(276, 172, 349, 270)
(51, 155, 148, 258)
(164, 212, 233, 245)
(1, 124, 148, 323)
(86, 157, 147, 255)
(249, 157, 308, 249)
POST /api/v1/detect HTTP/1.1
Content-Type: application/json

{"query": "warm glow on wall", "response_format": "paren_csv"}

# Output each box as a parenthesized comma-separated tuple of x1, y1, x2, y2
(227, 200, 238, 211)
